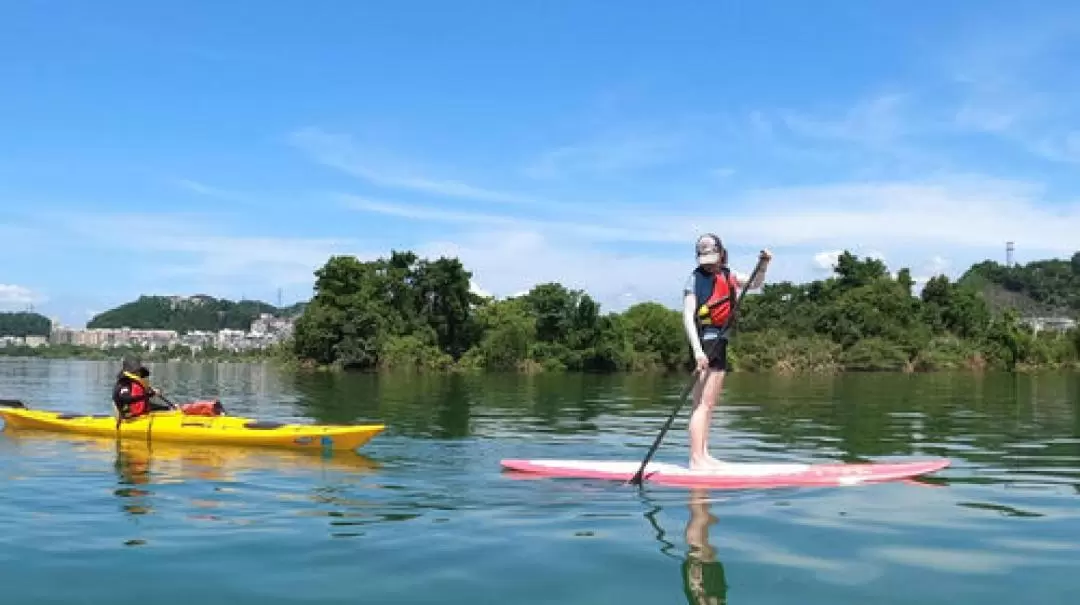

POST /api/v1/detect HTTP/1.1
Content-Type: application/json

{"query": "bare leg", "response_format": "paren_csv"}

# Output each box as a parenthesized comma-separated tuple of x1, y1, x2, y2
(689, 370, 727, 470)
(702, 370, 726, 464)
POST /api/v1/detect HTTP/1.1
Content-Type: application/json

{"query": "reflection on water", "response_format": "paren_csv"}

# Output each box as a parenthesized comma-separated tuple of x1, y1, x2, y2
(642, 490, 728, 605)
(114, 440, 154, 517)
(682, 489, 728, 605)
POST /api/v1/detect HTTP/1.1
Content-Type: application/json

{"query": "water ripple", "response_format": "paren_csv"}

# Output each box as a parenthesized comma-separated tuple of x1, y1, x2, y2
(0, 360, 1077, 604)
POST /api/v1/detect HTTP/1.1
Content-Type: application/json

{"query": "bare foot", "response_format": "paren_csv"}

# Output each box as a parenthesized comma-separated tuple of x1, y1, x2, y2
(705, 453, 727, 467)
(689, 456, 729, 471)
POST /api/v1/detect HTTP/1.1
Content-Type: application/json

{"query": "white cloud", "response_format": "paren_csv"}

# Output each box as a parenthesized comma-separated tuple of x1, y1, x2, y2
(0, 284, 43, 308)
(339, 175, 1080, 257)
(329, 173, 1078, 311)
(926, 255, 950, 275)
(945, 14, 1080, 165)
(414, 230, 693, 312)
(469, 280, 492, 299)
(780, 93, 911, 147)
(522, 133, 684, 180)
(289, 127, 548, 207)
(719, 178, 1078, 253)
(173, 179, 254, 204)
(46, 211, 366, 293)
(813, 250, 843, 272)
(336, 193, 689, 243)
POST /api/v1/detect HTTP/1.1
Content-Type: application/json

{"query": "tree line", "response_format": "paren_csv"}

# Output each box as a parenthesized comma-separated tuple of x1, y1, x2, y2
(290, 249, 1080, 373)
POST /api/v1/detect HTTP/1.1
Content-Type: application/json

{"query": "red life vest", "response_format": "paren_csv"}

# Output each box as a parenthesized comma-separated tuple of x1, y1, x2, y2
(695, 267, 739, 329)
(127, 381, 150, 417)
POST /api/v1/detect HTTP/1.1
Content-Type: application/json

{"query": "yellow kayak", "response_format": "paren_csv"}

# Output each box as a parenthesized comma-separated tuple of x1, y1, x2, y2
(0, 399, 384, 452)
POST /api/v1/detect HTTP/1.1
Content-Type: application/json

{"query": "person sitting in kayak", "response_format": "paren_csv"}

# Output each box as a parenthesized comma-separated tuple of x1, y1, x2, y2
(683, 234, 771, 470)
(112, 357, 171, 419)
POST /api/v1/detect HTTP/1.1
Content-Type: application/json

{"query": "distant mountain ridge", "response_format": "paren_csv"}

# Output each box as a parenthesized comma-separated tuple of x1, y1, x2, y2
(958, 253, 1080, 318)
(0, 312, 51, 337)
(86, 295, 308, 333)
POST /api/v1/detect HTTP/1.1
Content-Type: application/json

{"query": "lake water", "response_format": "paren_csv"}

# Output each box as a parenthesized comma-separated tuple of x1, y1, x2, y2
(0, 358, 1077, 604)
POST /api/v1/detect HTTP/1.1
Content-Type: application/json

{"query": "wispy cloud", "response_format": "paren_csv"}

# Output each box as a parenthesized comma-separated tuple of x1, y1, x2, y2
(0, 284, 43, 308)
(945, 13, 1080, 164)
(48, 211, 361, 290)
(780, 93, 912, 148)
(335, 193, 690, 243)
(340, 175, 1078, 256)
(173, 178, 253, 203)
(337, 195, 519, 227)
(289, 127, 547, 207)
(522, 132, 685, 180)
(724, 178, 1078, 252)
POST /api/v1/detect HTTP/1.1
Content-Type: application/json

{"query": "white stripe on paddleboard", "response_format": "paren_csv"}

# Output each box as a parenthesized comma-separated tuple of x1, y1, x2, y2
(524, 459, 814, 477)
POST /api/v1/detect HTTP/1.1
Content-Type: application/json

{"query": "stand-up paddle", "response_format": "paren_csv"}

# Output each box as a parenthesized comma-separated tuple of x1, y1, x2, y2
(626, 254, 768, 486)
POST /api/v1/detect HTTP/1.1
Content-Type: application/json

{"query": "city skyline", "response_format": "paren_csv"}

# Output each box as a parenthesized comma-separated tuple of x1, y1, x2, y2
(2, 1, 1079, 327)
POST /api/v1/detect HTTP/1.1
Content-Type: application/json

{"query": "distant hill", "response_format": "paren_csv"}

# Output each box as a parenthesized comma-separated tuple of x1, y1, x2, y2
(958, 252, 1080, 318)
(279, 301, 308, 317)
(87, 295, 307, 333)
(0, 312, 51, 337)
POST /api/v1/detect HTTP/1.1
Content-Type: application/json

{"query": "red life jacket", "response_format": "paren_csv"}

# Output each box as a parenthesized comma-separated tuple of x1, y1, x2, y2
(128, 381, 150, 417)
(694, 267, 739, 329)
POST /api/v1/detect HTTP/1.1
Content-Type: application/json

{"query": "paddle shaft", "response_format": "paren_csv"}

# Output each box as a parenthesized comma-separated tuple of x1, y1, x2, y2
(627, 256, 767, 486)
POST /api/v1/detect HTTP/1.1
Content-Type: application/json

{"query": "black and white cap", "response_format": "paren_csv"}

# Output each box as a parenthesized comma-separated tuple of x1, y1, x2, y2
(695, 233, 723, 265)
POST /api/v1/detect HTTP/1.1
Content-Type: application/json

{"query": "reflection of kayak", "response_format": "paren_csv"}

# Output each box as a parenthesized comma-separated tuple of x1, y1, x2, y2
(5, 429, 383, 477)
(0, 399, 384, 452)
(501, 458, 950, 489)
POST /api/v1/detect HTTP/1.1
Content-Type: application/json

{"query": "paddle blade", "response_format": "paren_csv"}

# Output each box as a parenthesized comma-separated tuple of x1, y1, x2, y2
(0, 399, 27, 409)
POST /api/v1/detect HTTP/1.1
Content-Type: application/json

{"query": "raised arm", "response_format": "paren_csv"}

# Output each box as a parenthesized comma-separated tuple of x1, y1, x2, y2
(737, 249, 773, 291)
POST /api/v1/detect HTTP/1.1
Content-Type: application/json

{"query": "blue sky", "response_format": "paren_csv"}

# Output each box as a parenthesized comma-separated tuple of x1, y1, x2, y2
(2, 1, 1079, 328)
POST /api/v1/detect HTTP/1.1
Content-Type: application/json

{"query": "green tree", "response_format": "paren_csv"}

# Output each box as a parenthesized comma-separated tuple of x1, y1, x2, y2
(287, 247, 1079, 374)
(0, 312, 51, 337)
(620, 302, 686, 370)
(293, 256, 389, 368)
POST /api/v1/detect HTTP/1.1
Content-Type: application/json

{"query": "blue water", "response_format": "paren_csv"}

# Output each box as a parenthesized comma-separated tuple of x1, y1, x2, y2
(0, 358, 1077, 603)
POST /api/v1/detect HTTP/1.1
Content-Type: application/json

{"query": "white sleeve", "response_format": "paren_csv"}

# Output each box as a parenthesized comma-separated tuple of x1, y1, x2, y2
(682, 292, 705, 359)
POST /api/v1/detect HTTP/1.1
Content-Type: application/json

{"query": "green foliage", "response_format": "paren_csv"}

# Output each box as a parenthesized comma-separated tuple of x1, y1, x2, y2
(960, 254, 1080, 315)
(729, 330, 840, 373)
(87, 295, 289, 332)
(292, 253, 483, 371)
(839, 338, 911, 372)
(620, 303, 686, 371)
(0, 312, 51, 337)
(288, 248, 1080, 374)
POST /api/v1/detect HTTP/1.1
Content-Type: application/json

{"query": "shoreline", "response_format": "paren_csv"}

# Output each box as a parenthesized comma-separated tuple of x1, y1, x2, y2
(2, 348, 1076, 374)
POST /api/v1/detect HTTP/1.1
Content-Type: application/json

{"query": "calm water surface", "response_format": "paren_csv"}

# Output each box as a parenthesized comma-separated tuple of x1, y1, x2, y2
(1, 358, 1077, 604)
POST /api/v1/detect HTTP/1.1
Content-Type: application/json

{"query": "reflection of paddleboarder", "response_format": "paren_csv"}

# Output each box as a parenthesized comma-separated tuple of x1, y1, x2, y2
(681, 489, 728, 605)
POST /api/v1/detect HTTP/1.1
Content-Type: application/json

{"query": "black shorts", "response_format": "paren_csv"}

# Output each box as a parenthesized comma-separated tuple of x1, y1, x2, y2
(699, 330, 728, 371)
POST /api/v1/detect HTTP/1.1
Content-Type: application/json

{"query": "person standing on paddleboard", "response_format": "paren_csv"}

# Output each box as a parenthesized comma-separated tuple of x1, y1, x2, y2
(683, 234, 771, 470)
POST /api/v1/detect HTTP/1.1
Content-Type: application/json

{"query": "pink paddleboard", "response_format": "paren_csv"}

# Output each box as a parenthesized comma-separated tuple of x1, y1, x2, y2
(500, 458, 950, 489)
